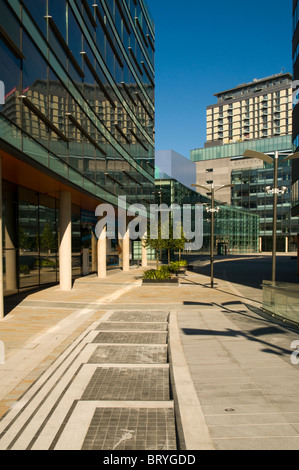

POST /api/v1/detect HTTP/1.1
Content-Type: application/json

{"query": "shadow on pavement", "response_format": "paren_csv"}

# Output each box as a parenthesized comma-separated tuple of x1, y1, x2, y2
(181, 326, 291, 358)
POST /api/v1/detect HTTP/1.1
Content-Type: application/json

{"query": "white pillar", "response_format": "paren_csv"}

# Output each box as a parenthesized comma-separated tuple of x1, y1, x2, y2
(141, 238, 148, 268)
(0, 159, 3, 318)
(91, 230, 97, 272)
(59, 191, 72, 291)
(97, 225, 107, 279)
(5, 190, 17, 291)
(122, 228, 130, 272)
(285, 236, 289, 254)
(259, 237, 263, 253)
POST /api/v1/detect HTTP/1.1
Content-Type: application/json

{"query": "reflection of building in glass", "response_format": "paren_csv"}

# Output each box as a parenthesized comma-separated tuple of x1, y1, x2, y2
(292, 0, 299, 216)
(0, 0, 155, 303)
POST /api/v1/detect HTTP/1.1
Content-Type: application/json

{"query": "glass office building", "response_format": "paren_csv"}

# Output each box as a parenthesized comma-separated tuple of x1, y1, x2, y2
(0, 0, 155, 297)
(231, 158, 298, 252)
(191, 136, 299, 252)
(154, 175, 259, 256)
(293, 0, 299, 216)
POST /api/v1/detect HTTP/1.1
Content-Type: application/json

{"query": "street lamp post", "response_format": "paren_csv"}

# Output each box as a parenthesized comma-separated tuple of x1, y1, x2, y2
(243, 149, 299, 283)
(192, 183, 233, 288)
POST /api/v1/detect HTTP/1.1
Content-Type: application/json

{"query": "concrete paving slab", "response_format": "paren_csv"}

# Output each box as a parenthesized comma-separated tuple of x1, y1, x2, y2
(1, 260, 299, 450)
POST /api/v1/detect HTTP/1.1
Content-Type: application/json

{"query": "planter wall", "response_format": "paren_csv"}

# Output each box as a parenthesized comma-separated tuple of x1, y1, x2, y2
(142, 278, 179, 285)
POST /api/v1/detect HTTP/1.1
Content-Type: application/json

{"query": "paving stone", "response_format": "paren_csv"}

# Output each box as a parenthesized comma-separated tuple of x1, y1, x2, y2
(109, 311, 169, 323)
(92, 331, 168, 344)
(96, 322, 168, 331)
(81, 407, 177, 450)
(81, 367, 170, 401)
(88, 345, 168, 364)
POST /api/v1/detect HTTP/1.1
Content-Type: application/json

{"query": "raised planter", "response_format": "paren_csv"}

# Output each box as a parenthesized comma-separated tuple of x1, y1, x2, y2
(142, 278, 179, 285)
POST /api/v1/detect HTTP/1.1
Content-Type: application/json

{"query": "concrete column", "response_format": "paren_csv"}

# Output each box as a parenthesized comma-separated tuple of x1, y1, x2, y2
(59, 191, 72, 291)
(285, 236, 289, 254)
(97, 225, 107, 279)
(122, 228, 130, 272)
(0, 159, 3, 318)
(141, 238, 148, 268)
(4, 190, 17, 291)
(118, 240, 123, 268)
(259, 237, 263, 253)
(91, 230, 97, 272)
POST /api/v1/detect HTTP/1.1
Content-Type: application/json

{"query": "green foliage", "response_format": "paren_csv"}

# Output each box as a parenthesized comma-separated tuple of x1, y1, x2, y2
(40, 223, 56, 254)
(143, 269, 157, 280)
(143, 265, 171, 281)
(169, 261, 181, 274)
(179, 259, 188, 266)
(144, 217, 189, 267)
(35, 258, 56, 268)
(159, 265, 170, 276)
(19, 264, 29, 271)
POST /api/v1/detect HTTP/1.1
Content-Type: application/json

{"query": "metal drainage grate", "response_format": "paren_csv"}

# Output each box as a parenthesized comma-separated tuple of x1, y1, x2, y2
(92, 331, 168, 344)
(81, 407, 177, 451)
(109, 311, 169, 323)
(81, 367, 170, 401)
(88, 345, 168, 364)
(96, 322, 168, 331)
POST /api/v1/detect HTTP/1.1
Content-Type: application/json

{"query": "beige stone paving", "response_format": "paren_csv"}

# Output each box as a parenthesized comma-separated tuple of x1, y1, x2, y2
(0, 264, 252, 421)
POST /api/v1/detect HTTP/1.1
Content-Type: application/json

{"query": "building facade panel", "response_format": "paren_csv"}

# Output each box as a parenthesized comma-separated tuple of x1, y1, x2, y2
(206, 74, 292, 145)
(154, 177, 259, 256)
(293, 0, 299, 216)
(0, 0, 155, 296)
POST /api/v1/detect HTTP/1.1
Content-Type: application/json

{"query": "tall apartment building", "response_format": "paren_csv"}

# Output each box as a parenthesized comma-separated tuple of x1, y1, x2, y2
(191, 73, 299, 253)
(0, 0, 155, 312)
(206, 73, 293, 147)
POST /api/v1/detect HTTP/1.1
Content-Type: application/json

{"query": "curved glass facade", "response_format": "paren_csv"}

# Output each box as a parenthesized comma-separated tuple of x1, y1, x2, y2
(154, 178, 259, 255)
(0, 0, 155, 294)
(0, 0, 155, 209)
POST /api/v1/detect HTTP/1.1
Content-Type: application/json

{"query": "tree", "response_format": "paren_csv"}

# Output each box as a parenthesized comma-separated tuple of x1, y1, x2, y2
(144, 218, 188, 267)
(39, 223, 56, 258)
(173, 226, 188, 262)
(144, 221, 164, 270)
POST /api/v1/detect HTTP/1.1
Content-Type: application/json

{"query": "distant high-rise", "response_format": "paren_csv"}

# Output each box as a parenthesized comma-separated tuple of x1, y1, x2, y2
(206, 73, 292, 147)
(191, 72, 298, 253)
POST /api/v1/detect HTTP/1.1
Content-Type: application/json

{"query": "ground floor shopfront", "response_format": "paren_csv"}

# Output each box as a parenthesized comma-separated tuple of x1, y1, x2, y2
(0, 152, 150, 318)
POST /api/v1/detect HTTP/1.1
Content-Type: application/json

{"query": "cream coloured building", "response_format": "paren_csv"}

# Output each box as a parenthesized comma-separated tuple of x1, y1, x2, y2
(190, 72, 298, 252)
(206, 73, 292, 146)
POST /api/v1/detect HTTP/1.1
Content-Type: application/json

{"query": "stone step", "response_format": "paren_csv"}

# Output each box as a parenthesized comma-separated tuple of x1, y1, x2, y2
(0, 310, 177, 450)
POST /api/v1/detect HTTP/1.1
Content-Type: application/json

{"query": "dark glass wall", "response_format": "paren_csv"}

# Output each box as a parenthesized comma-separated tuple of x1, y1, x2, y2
(293, 0, 299, 216)
(0, 0, 155, 211)
(154, 179, 259, 256)
(232, 159, 299, 251)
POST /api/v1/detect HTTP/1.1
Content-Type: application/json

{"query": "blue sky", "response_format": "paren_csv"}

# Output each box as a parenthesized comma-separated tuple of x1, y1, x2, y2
(147, 0, 293, 158)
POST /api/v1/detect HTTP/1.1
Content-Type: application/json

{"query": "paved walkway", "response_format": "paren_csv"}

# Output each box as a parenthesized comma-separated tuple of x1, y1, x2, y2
(0, 262, 299, 450)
